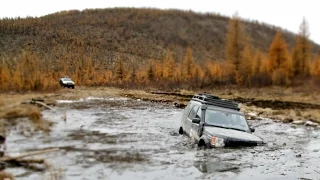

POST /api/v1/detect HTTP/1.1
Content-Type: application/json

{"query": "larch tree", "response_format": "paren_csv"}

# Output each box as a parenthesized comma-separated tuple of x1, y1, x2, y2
(268, 31, 290, 85)
(292, 17, 311, 77)
(0, 59, 11, 91)
(268, 31, 289, 72)
(154, 61, 164, 81)
(146, 60, 155, 82)
(311, 57, 320, 77)
(162, 52, 176, 82)
(252, 51, 262, 76)
(182, 48, 194, 81)
(238, 44, 254, 86)
(225, 13, 246, 72)
(115, 57, 126, 82)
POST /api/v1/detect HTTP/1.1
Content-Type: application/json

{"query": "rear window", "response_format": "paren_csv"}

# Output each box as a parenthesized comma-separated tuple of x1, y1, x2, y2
(62, 78, 72, 81)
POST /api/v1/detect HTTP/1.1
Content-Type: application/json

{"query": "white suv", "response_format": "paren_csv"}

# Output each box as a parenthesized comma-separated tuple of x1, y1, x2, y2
(59, 77, 75, 89)
(179, 94, 263, 148)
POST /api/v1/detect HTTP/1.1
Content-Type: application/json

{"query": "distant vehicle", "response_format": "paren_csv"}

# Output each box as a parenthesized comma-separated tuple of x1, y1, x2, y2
(179, 94, 263, 148)
(59, 77, 75, 89)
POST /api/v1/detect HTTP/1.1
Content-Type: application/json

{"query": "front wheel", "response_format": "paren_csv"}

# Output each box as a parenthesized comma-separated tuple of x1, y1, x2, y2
(178, 127, 184, 135)
(198, 139, 212, 148)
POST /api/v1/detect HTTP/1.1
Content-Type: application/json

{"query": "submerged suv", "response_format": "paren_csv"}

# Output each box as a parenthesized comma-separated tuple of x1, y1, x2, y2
(179, 94, 263, 148)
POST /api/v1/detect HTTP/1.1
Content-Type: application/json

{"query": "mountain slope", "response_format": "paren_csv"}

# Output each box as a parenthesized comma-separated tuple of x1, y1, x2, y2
(0, 8, 319, 67)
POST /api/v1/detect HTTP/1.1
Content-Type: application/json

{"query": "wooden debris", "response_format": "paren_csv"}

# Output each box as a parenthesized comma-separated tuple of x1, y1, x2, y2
(0, 148, 58, 173)
(22, 99, 54, 110)
(31, 100, 54, 110)
(0, 148, 59, 162)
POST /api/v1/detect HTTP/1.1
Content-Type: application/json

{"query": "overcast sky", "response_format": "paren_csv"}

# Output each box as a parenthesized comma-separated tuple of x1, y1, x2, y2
(1, 0, 319, 44)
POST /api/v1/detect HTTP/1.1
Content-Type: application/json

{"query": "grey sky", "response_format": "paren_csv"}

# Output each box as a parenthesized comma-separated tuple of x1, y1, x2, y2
(1, 0, 318, 44)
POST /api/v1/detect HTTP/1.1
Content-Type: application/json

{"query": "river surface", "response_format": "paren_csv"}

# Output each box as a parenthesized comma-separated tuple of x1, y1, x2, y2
(5, 96, 320, 180)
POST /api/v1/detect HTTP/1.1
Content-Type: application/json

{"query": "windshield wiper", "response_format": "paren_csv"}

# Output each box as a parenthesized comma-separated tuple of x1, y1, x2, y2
(224, 126, 246, 132)
(206, 124, 246, 132)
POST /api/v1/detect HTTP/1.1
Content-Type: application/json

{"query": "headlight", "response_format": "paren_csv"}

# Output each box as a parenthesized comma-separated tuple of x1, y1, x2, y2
(211, 136, 225, 147)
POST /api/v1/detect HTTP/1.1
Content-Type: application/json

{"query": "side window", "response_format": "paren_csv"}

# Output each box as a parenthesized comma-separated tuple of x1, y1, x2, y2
(196, 108, 201, 119)
(188, 106, 200, 119)
(183, 103, 193, 118)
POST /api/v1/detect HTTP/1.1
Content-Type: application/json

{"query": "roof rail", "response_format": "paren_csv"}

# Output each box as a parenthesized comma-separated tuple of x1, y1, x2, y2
(192, 93, 240, 111)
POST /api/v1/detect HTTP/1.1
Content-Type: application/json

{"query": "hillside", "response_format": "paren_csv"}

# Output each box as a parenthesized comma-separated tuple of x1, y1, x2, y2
(1, 8, 320, 67)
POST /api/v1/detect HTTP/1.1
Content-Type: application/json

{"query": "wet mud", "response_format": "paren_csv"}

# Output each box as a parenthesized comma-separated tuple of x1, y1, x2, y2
(4, 96, 320, 179)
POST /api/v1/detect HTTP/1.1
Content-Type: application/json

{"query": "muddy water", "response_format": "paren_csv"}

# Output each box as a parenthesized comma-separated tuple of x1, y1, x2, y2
(5, 97, 320, 180)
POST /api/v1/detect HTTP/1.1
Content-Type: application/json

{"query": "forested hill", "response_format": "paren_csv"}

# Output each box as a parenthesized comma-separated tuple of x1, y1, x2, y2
(1, 8, 319, 66)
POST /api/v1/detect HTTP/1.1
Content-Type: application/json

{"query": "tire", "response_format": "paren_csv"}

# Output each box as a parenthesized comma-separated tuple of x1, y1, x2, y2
(71, 86, 74, 89)
(198, 139, 211, 148)
(198, 139, 205, 147)
(179, 127, 184, 135)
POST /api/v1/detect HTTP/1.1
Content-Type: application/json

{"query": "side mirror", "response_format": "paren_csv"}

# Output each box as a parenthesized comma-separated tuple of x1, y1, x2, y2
(250, 127, 255, 132)
(192, 118, 201, 124)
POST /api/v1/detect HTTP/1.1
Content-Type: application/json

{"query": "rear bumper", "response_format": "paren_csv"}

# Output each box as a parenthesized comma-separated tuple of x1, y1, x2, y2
(62, 84, 74, 87)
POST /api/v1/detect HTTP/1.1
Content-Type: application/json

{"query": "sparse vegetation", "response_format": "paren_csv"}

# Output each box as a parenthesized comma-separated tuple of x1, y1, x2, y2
(0, 8, 319, 91)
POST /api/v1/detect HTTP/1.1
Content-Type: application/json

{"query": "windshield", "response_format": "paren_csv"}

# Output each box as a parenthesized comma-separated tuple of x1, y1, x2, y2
(62, 78, 72, 81)
(205, 109, 250, 132)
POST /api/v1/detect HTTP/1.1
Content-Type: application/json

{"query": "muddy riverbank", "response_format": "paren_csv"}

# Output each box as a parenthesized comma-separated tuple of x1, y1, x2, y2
(0, 88, 319, 179)
(0, 87, 320, 179)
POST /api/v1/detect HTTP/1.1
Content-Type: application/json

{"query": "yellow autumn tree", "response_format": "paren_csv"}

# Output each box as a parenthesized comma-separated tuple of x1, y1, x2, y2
(0, 59, 11, 91)
(154, 61, 163, 82)
(252, 51, 263, 76)
(311, 57, 320, 77)
(268, 31, 290, 85)
(182, 48, 194, 82)
(268, 31, 289, 71)
(114, 57, 126, 83)
(83, 56, 95, 85)
(191, 64, 204, 88)
(146, 60, 155, 83)
(204, 60, 229, 85)
(162, 52, 176, 82)
(292, 17, 311, 77)
(13, 51, 42, 91)
(237, 44, 253, 86)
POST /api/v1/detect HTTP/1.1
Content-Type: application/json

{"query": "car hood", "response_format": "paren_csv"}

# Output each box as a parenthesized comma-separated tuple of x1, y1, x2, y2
(204, 126, 262, 143)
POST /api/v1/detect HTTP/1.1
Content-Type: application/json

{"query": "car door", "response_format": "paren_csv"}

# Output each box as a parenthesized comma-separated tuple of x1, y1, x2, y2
(191, 107, 202, 140)
(186, 105, 200, 137)
(181, 102, 192, 132)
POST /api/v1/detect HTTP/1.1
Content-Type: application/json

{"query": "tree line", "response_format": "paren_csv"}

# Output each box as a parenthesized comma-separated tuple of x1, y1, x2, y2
(0, 14, 319, 92)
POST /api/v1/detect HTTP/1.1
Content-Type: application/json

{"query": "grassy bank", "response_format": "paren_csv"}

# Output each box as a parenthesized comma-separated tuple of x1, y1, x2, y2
(0, 86, 319, 127)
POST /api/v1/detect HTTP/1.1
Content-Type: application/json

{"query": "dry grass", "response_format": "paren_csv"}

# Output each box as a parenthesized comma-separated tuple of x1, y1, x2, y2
(0, 171, 14, 180)
(208, 86, 320, 105)
(1, 86, 319, 126)
(0, 93, 53, 132)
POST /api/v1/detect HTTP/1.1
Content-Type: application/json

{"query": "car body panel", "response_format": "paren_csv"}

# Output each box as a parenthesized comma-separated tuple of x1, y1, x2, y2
(203, 126, 263, 142)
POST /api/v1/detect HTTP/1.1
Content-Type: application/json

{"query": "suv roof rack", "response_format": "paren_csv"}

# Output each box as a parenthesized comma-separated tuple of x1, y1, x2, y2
(192, 93, 240, 111)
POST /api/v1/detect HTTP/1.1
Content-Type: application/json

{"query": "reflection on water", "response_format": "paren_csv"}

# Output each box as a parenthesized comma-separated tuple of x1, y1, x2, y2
(195, 160, 240, 173)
